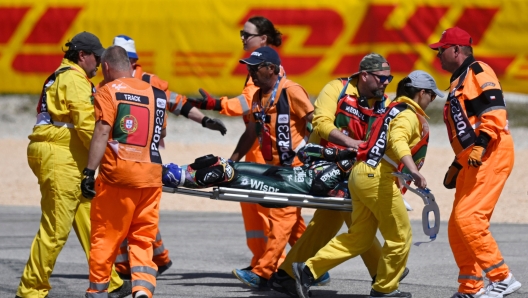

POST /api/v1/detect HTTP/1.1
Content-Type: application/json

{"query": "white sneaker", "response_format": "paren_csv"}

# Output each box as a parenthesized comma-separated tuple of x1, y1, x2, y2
(450, 288, 485, 298)
(482, 273, 522, 298)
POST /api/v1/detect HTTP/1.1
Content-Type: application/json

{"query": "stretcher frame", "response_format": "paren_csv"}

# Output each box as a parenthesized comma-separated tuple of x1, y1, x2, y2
(162, 186, 353, 212)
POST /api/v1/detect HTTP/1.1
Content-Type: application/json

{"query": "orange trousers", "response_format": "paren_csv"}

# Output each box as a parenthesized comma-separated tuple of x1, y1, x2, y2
(448, 134, 514, 293)
(115, 228, 171, 276)
(86, 179, 161, 298)
(252, 206, 306, 279)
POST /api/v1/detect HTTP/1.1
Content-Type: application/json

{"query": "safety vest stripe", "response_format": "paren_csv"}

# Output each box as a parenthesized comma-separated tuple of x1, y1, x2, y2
(153, 244, 166, 256)
(131, 266, 158, 277)
(149, 87, 166, 164)
(89, 281, 110, 291)
(141, 73, 151, 84)
(120, 239, 128, 248)
(246, 230, 267, 241)
(167, 92, 181, 115)
(85, 292, 108, 298)
(458, 275, 484, 281)
(155, 231, 162, 242)
(132, 279, 155, 294)
(236, 94, 250, 115)
(483, 259, 505, 273)
(115, 253, 129, 263)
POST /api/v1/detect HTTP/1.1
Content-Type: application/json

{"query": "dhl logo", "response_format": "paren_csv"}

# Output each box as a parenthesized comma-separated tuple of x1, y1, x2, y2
(1, 2, 527, 94)
(175, 5, 523, 79)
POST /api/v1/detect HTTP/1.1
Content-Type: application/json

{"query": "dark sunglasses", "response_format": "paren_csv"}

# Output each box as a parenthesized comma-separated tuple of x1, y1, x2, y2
(369, 73, 394, 84)
(438, 45, 456, 55)
(425, 90, 437, 101)
(246, 63, 269, 73)
(240, 30, 261, 40)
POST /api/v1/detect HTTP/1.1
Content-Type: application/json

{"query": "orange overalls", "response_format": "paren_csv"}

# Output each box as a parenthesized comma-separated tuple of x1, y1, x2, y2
(108, 65, 174, 277)
(86, 78, 168, 298)
(221, 75, 289, 268)
(248, 77, 313, 279)
(444, 56, 514, 294)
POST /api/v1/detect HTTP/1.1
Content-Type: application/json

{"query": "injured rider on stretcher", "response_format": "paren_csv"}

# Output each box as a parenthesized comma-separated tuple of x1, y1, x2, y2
(162, 144, 357, 199)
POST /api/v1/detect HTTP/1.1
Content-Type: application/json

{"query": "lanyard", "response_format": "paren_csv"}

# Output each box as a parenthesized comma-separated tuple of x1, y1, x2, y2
(257, 76, 282, 123)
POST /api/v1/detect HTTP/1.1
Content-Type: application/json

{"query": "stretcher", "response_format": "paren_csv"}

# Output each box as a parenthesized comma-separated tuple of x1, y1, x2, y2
(163, 172, 440, 239)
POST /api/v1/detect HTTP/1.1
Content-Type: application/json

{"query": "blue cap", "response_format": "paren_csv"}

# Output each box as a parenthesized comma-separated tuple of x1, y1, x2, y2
(239, 46, 281, 66)
(113, 35, 138, 59)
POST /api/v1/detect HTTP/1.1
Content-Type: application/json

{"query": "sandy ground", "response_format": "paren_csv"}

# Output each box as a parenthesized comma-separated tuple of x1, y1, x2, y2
(1, 96, 527, 223)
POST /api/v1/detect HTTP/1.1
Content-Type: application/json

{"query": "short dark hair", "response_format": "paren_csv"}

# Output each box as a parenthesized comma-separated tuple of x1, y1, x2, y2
(248, 16, 282, 47)
(63, 48, 94, 63)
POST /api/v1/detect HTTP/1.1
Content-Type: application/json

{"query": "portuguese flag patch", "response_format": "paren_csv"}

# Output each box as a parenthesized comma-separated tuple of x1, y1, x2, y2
(113, 103, 149, 146)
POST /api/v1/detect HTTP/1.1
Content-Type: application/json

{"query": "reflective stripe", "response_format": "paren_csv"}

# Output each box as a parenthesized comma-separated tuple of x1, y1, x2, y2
(89, 281, 110, 291)
(458, 275, 484, 281)
(132, 279, 155, 294)
(483, 259, 505, 273)
(153, 243, 165, 256)
(85, 292, 108, 298)
(168, 92, 183, 115)
(131, 266, 158, 277)
(246, 230, 267, 241)
(120, 239, 128, 248)
(382, 154, 398, 168)
(236, 94, 250, 115)
(115, 253, 129, 263)
(35, 112, 74, 128)
(156, 231, 162, 242)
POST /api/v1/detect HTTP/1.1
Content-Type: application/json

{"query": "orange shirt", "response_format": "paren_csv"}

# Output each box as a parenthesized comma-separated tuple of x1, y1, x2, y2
(95, 77, 167, 188)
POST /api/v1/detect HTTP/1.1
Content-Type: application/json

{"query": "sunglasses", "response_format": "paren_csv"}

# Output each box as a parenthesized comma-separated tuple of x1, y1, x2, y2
(240, 30, 261, 40)
(369, 73, 394, 84)
(246, 63, 269, 73)
(438, 45, 456, 55)
(425, 90, 437, 101)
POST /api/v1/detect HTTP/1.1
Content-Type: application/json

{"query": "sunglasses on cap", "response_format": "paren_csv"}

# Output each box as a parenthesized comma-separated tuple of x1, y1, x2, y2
(240, 30, 261, 40)
(369, 73, 394, 84)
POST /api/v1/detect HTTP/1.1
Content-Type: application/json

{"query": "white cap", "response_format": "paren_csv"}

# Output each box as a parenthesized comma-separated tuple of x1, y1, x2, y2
(113, 35, 138, 59)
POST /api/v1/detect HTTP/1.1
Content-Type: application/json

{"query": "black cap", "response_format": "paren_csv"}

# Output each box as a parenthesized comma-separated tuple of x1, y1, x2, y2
(66, 31, 105, 56)
(239, 46, 281, 66)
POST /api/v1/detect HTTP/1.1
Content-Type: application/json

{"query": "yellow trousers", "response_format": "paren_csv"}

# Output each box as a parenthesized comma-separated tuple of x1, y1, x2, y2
(306, 162, 411, 294)
(279, 208, 382, 278)
(17, 138, 122, 298)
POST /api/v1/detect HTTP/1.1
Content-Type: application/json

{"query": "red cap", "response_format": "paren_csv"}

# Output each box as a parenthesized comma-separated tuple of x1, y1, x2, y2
(429, 27, 472, 49)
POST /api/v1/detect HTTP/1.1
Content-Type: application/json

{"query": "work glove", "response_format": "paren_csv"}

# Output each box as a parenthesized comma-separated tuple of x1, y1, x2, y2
(468, 146, 486, 167)
(443, 161, 462, 189)
(80, 168, 96, 199)
(202, 116, 227, 136)
(468, 132, 491, 167)
(187, 88, 222, 111)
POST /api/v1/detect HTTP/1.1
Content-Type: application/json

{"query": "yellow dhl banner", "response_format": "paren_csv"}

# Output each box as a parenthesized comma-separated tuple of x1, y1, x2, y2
(1, 0, 528, 96)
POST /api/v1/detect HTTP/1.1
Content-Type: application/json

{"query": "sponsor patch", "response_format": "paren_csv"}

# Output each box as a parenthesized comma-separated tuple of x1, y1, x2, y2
(481, 82, 496, 89)
(368, 173, 374, 178)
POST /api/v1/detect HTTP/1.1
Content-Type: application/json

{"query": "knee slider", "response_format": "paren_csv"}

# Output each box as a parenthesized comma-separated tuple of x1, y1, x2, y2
(190, 154, 220, 170)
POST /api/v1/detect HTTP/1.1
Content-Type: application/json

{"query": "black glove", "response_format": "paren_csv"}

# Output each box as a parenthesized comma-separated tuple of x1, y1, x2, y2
(443, 161, 462, 189)
(81, 168, 96, 199)
(187, 88, 222, 111)
(202, 116, 227, 136)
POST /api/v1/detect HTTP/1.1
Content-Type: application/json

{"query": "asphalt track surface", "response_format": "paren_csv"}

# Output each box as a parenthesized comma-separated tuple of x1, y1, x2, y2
(1, 206, 527, 298)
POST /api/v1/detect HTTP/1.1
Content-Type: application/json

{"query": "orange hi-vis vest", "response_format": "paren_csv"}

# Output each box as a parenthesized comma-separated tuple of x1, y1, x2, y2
(444, 60, 507, 159)
(357, 101, 429, 172)
(107, 84, 167, 164)
(321, 78, 389, 149)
